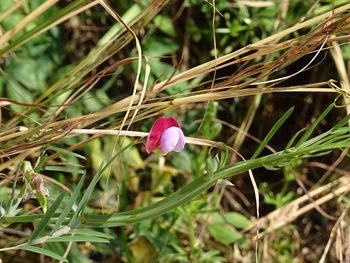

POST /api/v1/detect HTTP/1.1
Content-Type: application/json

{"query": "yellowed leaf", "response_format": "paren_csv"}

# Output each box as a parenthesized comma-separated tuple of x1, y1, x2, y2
(129, 236, 157, 263)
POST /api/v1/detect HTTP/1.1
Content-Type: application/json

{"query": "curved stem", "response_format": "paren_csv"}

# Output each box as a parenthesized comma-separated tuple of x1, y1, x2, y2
(2, 142, 350, 227)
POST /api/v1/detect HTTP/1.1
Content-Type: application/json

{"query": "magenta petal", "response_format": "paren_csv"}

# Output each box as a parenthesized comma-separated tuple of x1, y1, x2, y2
(146, 117, 180, 153)
(160, 127, 185, 153)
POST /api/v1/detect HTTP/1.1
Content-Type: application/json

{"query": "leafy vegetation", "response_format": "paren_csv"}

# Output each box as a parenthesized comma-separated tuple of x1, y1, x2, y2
(1, 0, 350, 262)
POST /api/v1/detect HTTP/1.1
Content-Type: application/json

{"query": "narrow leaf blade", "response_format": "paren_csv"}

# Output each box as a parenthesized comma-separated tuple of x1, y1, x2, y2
(72, 142, 134, 224)
(30, 191, 65, 241)
(296, 103, 333, 147)
(71, 229, 113, 239)
(46, 235, 110, 243)
(252, 107, 294, 159)
(51, 173, 86, 234)
(19, 245, 68, 262)
(48, 146, 86, 160)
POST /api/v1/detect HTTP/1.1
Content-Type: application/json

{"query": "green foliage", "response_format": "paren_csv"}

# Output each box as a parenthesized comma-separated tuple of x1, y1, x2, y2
(261, 182, 295, 209)
(184, 0, 278, 56)
(208, 212, 250, 246)
(19, 245, 68, 262)
(153, 15, 176, 37)
(45, 242, 90, 263)
(211, 212, 251, 229)
(29, 191, 65, 242)
(201, 102, 222, 140)
(208, 223, 243, 245)
(252, 107, 294, 159)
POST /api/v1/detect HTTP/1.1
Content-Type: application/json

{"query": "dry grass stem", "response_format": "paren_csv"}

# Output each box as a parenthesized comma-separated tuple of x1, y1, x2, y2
(0, 0, 29, 22)
(330, 40, 350, 117)
(320, 208, 348, 263)
(69, 128, 234, 150)
(245, 176, 350, 239)
(0, 0, 60, 46)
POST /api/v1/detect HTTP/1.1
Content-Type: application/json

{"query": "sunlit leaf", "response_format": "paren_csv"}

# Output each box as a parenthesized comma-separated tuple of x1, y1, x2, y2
(208, 224, 243, 245)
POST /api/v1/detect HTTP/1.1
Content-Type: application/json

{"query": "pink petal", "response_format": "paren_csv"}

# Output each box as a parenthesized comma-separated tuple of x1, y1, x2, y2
(160, 127, 185, 153)
(146, 117, 180, 153)
(173, 128, 185, 152)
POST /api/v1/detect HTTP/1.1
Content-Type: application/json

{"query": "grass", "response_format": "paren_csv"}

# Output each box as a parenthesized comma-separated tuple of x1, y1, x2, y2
(1, 0, 350, 262)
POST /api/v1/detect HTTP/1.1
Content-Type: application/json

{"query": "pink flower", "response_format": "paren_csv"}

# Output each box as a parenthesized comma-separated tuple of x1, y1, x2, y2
(146, 117, 185, 154)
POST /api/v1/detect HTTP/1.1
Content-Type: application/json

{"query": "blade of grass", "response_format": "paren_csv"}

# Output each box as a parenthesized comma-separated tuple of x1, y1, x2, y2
(46, 235, 110, 243)
(0, 0, 60, 47)
(17, 245, 68, 262)
(43, 166, 85, 174)
(51, 173, 86, 234)
(29, 191, 65, 242)
(47, 146, 86, 160)
(0, 0, 93, 56)
(285, 127, 307, 149)
(299, 127, 350, 149)
(71, 229, 113, 239)
(331, 112, 350, 132)
(70, 142, 135, 224)
(295, 103, 333, 147)
(251, 107, 294, 159)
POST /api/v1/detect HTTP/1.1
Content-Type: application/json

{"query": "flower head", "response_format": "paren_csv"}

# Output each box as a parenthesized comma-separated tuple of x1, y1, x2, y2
(146, 117, 185, 154)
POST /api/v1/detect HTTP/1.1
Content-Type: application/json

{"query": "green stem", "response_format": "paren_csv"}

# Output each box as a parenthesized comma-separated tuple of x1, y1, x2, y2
(2, 142, 350, 228)
(187, 212, 198, 263)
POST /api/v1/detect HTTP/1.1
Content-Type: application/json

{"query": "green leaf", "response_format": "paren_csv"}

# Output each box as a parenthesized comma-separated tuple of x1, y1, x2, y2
(88, 138, 109, 178)
(1, 13, 24, 29)
(70, 166, 105, 224)
(200, 250, 226, 262)
(18, 245, 68, 262)
(296, 103, 333, 147)
(45, 242, 90, 263)
(252, 107, 294, 159)
(7, 79, 33, 112)
(211, 212, 251, 229)
(285, 127, 307, 149)
(51, 174, 86, 234)
(201, 102, 222, 140)
(206, 157, 216, 177)
(71, 229, 114, 239)
(218, 143, 229, 168)
(48, 146, 86, 160)
(73, 142, 134, 223)
(96, 4, 141, 48)
(154, 15, 176, 37)
(46, 235, 110, 243)
(121, 138, 145, 168)
(6, 56, 51, 92)
(171, 150, 193, 173)
(0, 0, 90, 56)
(43, 165, 85, 174)
(143, 36, 178, 56)
(34, 154, 48, 173)
(35, 193, 48, 214)
(151, 168, 173, 194)
(331, 113, 350, 132)
(208, 224, 243, 245)
(30, 191, 65, 242)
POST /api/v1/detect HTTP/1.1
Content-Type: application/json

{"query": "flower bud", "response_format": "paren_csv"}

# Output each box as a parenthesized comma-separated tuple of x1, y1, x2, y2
(146, 117, 185, 154)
